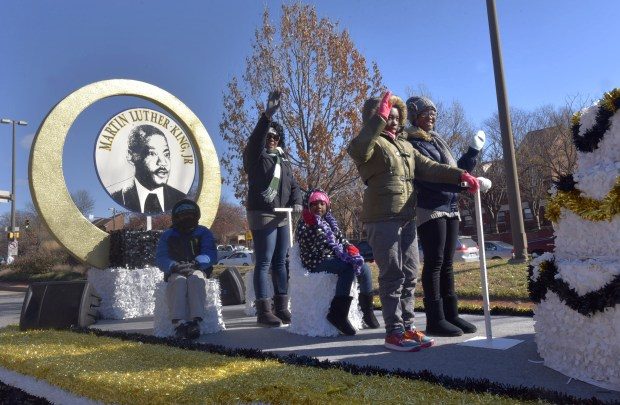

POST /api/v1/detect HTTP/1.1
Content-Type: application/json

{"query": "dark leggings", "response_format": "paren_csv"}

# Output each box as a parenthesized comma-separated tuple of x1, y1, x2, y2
(418, 217, 459, 301)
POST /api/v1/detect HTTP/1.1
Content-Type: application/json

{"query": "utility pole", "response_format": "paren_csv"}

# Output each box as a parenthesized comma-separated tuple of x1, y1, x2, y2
(1, 118, 27, 260)
(485, 0, 528, 261)
(108, 207, 117, 231)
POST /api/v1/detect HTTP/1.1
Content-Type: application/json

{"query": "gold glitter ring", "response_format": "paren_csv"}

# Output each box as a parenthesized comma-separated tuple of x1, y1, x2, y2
(29, 79, 220, 268)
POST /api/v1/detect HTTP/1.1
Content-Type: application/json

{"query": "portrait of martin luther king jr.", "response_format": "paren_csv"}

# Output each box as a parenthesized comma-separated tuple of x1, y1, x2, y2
(111, 124, 185, 214)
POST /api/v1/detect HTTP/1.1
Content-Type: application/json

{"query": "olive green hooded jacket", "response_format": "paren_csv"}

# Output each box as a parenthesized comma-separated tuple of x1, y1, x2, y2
(347, 96, 464, 223)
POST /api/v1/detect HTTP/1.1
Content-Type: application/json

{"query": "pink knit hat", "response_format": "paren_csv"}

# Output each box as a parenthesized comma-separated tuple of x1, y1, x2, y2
(307, 190, 330, 207)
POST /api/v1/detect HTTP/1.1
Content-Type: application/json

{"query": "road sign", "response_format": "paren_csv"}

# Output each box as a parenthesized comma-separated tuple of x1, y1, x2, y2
(8, 240, 18, 256)
(245, 230, 253, 241)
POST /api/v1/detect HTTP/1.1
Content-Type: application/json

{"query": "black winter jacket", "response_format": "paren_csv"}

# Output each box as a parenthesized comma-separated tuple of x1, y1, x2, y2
(243, 114, 302, 211)
(407, 128, 479, 213)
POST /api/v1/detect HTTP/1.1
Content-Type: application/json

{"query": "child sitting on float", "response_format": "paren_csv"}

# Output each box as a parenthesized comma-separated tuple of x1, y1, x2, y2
(295, 189, 379, 335)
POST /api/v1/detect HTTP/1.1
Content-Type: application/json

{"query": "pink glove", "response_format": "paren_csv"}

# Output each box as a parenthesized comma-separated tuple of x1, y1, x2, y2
(347, 245, 360, 256)
(460, 172, 480, 194)
(377, 91, 393, 120)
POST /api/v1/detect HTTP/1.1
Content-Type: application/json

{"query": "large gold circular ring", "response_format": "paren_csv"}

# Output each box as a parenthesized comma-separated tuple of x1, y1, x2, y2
(29, 79, 221, 269)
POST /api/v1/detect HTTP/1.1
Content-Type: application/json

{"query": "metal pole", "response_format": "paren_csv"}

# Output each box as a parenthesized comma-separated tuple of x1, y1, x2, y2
(10, 121, 16, 237)
(486, 0, 528, 261)
(274, 208, 294, 247)
(474, 189, 493, 340)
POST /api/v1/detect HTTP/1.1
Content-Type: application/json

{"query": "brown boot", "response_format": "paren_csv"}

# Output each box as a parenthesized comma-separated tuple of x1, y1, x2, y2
(255, 298, 282, 327)
(273, 294, 291, 324)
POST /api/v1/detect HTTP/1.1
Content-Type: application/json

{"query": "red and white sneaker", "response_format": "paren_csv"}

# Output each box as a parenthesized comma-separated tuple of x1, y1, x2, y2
(384, 331, 421, 352)
(404, 329, 435, 348)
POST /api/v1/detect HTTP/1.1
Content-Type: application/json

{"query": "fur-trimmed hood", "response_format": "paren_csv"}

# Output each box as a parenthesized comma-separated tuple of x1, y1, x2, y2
(362, 95, 408, 128)
(405, 125, 433, 142)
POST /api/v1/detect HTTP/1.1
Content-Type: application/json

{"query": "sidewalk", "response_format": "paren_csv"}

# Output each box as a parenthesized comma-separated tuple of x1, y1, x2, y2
(0, 290, 617, 402)
(0, 282, 28, 293)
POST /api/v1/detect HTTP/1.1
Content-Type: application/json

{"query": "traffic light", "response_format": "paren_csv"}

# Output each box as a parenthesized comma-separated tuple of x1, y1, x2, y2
(7, 232, 19, 240)
(24, 219, 30, 229)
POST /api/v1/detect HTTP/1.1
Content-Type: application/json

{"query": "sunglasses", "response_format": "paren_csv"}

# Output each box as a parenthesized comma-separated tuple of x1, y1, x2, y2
(419, 110, 437, 119)
(267, 134, 280, 140)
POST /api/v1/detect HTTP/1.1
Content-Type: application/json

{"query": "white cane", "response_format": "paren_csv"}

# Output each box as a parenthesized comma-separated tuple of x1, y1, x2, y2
(273, 207, 294, 248)
(460, 177, 523, 350)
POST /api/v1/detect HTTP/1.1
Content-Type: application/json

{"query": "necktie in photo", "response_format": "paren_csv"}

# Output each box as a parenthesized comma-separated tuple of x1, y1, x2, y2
(144, 193, 163, 213)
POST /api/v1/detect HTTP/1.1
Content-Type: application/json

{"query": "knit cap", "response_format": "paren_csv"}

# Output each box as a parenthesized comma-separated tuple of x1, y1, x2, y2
(307, 190, 330, 208)
(406, 96, 437, 122)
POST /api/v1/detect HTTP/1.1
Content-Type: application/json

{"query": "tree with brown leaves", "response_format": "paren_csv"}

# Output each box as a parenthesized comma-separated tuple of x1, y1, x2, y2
(220, 4, 383, 203)
(210, 200, 247, 244)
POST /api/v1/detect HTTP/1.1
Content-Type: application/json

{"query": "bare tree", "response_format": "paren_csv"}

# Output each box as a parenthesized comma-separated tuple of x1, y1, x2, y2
(219, 4, 383, 203)
(71, 189, 95, 217)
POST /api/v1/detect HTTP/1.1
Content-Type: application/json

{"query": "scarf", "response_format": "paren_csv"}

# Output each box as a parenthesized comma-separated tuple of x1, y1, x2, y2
(429, 131, 457, 167)
(261, 147, 283, 204)
(314, 211, 365, 275)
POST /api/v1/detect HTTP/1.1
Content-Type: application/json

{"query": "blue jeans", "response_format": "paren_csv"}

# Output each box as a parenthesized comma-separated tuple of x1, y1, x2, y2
(252, 225, 290, 299)
(312, 258, 373, 297)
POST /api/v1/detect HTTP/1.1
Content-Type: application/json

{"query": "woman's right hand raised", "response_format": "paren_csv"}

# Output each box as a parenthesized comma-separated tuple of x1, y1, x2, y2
(265, 90, 282, 118)
(377, 91, 393, 120)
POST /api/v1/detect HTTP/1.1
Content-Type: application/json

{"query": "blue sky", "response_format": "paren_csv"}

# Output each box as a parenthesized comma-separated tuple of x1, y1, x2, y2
(1, 0, 618, 220)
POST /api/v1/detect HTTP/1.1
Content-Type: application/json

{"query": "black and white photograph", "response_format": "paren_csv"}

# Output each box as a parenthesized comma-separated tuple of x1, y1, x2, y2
(94, 108, 196, 214)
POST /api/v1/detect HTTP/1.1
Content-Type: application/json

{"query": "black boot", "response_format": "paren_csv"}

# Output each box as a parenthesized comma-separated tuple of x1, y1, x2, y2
(255, 298, 282, 327)
(186, 320, 201, 339)
(358, 293, 380, 329)
(424, 298, 463, 337)
(326, 296, 356, 335)
(443, 295, 477, 333)
(273, 294, 291, 324)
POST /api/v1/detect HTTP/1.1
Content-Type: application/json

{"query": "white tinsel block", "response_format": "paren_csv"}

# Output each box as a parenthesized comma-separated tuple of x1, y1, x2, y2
(556, 258, 620, 295)
(87, 267, 163, 319)
(554, 210, 620, 260)
(573, 162, 620, 200)
(153, 279, 225, 337)
(244, 269, 274, 316)
(534, 292, 620, 391)
(575, 105, 620, 173)
(287, 244, 363, 337)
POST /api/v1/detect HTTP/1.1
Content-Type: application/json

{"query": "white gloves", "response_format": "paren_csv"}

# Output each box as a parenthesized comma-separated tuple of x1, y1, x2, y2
(265, 90, 281, 118)
(470, 130, 486, 151)
(477, 177, 492, 193)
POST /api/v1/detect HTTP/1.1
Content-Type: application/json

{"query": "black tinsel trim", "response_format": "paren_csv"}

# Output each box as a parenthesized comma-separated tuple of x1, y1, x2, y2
(528, 259, 620, 316)
(555, 174, 577, 192)
(69, 327, 609, 405)
(0, 380, 51, 405)
(571, 96, 620, 153)
(109, 229, 162, 269)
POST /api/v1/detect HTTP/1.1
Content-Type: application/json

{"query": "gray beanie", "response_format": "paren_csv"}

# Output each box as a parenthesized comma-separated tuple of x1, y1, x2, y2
(406, 96, 437, 123)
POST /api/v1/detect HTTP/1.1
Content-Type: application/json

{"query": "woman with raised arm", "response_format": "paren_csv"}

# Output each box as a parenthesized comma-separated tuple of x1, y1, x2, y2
(347, 91, 479, 351)
(243, 90, 303, 327)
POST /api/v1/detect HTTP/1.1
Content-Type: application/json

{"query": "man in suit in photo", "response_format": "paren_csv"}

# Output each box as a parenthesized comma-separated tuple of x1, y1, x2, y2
(111, 124, 185, 214)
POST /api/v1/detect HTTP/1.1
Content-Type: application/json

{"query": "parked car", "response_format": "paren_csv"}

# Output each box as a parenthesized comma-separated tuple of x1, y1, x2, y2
(527, 236, 555, 257)
(455, 237, 480, 262)
(419, 236, 479, 263)
(217, 245, 235, 261)
(484, 240, 514, 260)
(217, 251, 255, 266)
